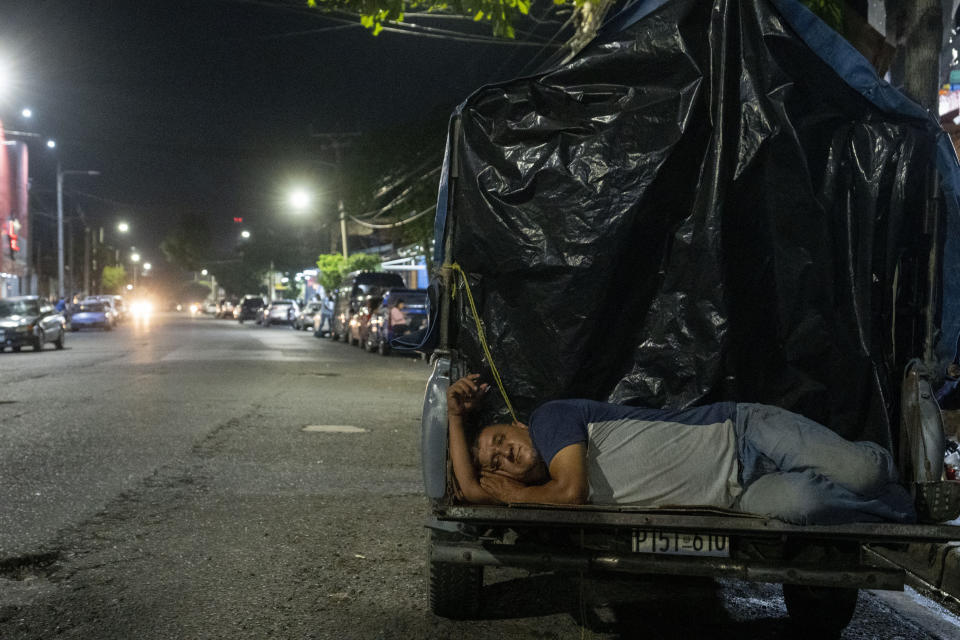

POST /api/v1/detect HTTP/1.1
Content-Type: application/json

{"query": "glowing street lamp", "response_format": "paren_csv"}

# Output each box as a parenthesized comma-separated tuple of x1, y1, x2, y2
(143, 262, 151, 271)
(46, 139, 56, 149)
(20, 107, 31, 118)
(240, 229, 250, 239)
(201, 269, 208, 276)
(117, 221, 130, 233)
(289, 188, 312, 211)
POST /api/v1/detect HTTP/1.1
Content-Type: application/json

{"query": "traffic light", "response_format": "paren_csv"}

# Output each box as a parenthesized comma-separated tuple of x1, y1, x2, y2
(233, 217, 243, 223)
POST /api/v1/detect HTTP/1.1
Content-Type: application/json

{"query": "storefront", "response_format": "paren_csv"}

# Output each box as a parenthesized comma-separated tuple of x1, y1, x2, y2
(0, 122, 30, 298)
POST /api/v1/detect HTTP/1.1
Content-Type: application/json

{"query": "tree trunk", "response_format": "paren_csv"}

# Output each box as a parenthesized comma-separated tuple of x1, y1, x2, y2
(905, 0, 944, 110)
(886, 0, 942, 111)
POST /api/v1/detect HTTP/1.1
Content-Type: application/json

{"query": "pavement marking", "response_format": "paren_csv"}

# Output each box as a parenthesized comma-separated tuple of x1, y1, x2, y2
(160, 348, 316, 362)
(301, 425, 367, 433)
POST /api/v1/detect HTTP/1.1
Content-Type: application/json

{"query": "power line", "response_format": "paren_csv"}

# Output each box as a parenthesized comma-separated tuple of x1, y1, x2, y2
(513, 12, 576, 77)
(349, 206, 433, 229)
(261, 23, 362, 38)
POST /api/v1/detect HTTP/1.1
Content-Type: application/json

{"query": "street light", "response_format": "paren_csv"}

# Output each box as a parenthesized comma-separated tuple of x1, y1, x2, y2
(57, 164, 100, 298)
(117, 222, 130, 234)
(46, 139, 56, 149)
(201, 269, 208, 276)
(240, 229, 251, 239)
(143, 262, 151, 272)
(289, 188, 312, 211)
(286, 185, 346, 258)
(20, 107, 31, 118)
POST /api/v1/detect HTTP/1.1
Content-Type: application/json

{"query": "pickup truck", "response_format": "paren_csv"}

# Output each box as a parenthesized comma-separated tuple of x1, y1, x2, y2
(419, 0, 960, 634)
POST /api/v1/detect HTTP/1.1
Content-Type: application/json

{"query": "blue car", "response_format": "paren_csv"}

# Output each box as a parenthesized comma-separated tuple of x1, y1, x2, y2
(70, 300, 115, 331)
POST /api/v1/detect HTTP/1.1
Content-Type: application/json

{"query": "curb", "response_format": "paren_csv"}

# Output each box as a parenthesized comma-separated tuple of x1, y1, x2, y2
(872, 541, 960, 600)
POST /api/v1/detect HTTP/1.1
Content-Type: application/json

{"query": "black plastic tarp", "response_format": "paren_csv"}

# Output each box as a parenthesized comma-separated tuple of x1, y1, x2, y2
(435, 0, 960, 448)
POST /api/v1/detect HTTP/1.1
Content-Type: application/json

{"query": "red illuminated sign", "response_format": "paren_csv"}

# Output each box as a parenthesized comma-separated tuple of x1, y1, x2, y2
(233, 217, 243, 223)
(6, 219, 19, 256)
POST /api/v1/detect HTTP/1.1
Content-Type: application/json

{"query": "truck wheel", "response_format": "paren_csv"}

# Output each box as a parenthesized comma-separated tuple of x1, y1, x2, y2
(783, 584, 857, 636)
(428, 558, 482, 619)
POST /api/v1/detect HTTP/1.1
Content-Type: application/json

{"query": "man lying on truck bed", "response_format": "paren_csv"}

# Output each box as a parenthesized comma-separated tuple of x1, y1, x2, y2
(447, 374, 916, 525)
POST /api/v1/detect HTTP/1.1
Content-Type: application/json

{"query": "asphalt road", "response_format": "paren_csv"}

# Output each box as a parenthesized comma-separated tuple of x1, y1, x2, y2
(1, 312, 959, 639)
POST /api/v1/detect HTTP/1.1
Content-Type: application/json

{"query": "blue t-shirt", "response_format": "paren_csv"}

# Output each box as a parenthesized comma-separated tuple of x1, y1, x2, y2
(528, 399, 741, 508)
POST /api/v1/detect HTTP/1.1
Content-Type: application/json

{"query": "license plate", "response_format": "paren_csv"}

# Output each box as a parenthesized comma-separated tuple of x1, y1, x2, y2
(631, 530, 730, 557)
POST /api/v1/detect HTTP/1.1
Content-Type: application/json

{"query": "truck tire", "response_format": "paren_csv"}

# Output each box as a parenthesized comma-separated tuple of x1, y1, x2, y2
(783, 584, 857, 637)
(428, 559, 482, 619)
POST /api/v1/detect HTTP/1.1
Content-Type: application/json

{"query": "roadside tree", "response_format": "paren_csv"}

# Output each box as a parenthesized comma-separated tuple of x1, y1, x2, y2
(101, 265, 126, 294)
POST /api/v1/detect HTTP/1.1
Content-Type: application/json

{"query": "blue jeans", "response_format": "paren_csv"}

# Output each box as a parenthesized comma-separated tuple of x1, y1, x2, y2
(734, 404, 916, 525)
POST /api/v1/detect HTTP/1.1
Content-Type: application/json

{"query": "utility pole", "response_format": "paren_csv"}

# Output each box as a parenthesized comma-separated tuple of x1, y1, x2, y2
(56, 164, 99, 298)
(67, 217, 74, 299)
(310, 131, 361, 258)
(83, 227, 90, 296)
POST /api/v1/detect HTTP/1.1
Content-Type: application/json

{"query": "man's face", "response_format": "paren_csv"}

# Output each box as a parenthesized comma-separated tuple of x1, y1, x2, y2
(475, 423, 546, 484)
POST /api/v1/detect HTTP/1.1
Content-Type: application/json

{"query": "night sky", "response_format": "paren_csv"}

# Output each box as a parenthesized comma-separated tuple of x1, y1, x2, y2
(0, 0, 563, 268)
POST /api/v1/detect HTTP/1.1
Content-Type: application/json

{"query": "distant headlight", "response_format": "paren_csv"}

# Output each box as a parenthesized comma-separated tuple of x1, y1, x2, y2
(131, 301, 154, 316)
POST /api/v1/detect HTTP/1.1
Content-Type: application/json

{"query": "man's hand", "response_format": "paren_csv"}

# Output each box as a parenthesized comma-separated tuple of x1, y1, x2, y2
(447, 374, 490, 417)
(479, 471, 528, 503)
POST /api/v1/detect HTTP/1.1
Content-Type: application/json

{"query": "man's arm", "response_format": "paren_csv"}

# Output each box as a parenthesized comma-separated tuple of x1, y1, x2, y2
(447, 375, 498, 504)
(480, 443, 588, 505)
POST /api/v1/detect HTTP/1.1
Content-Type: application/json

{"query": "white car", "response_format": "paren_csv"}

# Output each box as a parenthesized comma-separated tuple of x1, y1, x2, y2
(261, 300, 298, 326)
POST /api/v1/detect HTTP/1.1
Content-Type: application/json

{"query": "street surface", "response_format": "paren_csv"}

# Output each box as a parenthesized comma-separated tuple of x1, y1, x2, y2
(1, 312, 959, 639)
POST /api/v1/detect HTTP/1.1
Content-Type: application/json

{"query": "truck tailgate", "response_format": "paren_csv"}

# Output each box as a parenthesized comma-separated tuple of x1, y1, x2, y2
(434, 504, 960, 544)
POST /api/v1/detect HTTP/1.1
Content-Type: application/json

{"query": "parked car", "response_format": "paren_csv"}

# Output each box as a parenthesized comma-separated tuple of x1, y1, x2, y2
(235, 296, 265, 323)
(294, 301, 322, 331)
(204, 301, 218, 315)
(261, 299, 298, 326)
(330, 271, 405, 344)
(0, 296, 66, 352)
(86, 295, 121, 323)
(72, 299, 116, 331)
(367, 288, 429, 355)
(216, 299, 236, 319)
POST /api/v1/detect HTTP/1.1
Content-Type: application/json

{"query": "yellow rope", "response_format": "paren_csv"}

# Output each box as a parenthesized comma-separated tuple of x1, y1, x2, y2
(447, 262, 518, 424)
